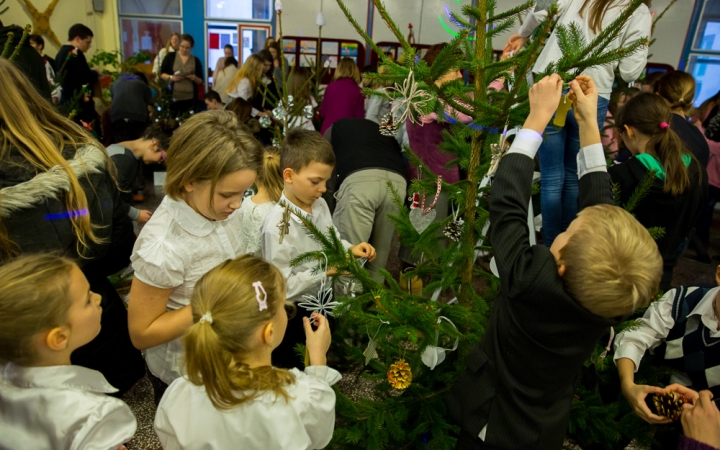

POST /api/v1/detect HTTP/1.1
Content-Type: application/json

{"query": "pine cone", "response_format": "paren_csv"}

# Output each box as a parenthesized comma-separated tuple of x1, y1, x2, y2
(443, 218, 464, 242)
(387, 359, 412, 389)
(379, 112, 398, 137)
(646, 392, 685, 420)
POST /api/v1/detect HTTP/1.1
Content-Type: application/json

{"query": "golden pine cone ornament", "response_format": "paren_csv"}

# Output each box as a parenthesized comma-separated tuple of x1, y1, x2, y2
(646, 392, 686, 420)
(387, 359, 412, 389)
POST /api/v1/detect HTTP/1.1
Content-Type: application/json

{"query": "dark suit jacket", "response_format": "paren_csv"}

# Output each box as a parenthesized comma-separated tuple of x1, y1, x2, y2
(55, 44, 98, 123)
(444, 153, 622, 449)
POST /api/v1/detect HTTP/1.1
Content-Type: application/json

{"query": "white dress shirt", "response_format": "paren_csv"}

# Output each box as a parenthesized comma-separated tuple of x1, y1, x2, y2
(154, 366, 341, 450)
(131, 195, 248, 384)
(238, 196, 276, 255)
(261, 193, 352, 303)
(614, 286, 720, 387)
(0, 363, 136, 450)
(518, 0, 651, 99)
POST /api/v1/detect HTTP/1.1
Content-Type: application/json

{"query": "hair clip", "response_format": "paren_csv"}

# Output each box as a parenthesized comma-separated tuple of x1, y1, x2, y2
(659, 122, 669, 130)
(199, 311, 213, 325)
(253, 281, 268, 311)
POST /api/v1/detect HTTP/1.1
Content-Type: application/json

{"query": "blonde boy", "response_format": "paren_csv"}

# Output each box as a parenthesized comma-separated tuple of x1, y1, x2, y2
(444, 75, 663, 449)
(261, 128, 375, 367)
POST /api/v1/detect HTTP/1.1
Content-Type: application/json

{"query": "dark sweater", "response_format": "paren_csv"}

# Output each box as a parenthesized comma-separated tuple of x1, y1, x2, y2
(110, 76, 152, 123)
(0, 24, 51, 99)
(106, 144, 141, 220)
(672, 113, 710, 169)
(329, 118, 407, 187)
(55, 44, 99, 123)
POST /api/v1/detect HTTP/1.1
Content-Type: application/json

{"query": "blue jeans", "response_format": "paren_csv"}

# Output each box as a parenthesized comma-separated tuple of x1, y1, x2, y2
(539, 96, 609, 246)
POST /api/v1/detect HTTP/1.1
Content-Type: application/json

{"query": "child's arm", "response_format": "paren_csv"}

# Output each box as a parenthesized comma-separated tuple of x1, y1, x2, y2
(617, 7, 652, 84)
(489, 74, 562, 286)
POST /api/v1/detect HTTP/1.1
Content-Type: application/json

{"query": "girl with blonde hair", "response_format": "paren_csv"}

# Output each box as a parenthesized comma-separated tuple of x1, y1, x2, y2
(0, 57, 145, 394)
(319, 57, 365, 134)
(153, 32, 180, 77)
(0, 254, 136, 449)
(127, 110, 264, 403)
(227, 55, 265, 111)
(154, 254, 339, 450)
(238, 147, 284, 254)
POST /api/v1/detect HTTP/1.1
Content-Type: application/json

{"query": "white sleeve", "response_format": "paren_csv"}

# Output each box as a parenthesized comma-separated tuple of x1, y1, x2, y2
(618, 7, 651, 83)
(518, 7, 547, 38)
(154, 394, 182, 450)
(238, 78, 252, 101)
(577, 143, 607, 177)
(302, 366, 341, 449)
(613, 290, 677, 372)
(131, 237, 186, 290)
(71, 399, 136, 450)
(365, 96, 384, 123)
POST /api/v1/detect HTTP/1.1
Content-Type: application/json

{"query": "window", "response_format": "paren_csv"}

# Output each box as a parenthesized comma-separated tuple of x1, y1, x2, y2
(684, 1, 720, 106)
(121, 19, 182, 60)
(206, 0, 272, 21)
(118, 0, 181, 17)
(208, 25, 239, 72)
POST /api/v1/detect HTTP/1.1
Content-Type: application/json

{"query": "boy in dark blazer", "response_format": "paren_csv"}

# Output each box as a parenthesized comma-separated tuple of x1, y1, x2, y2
(444, 75, 664, 449)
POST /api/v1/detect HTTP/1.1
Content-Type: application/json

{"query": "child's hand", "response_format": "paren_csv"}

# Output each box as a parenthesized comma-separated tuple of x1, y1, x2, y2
(326, 267, 338, 277)
(303, 313, 331, 366)
(681, 391, 720, 449)
(666, 383, 700, 405)
(524, 74, 563, 134)
(351, 243, 376, 262)
(621, 382, 673, 424)
(568, 75, 599, 125)
(137, 209, 153, 224)
(503, 34, 528, 54)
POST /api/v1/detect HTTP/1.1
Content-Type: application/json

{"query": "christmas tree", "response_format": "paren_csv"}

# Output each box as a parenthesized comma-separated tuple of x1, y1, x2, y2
(280, 0, 658, 448)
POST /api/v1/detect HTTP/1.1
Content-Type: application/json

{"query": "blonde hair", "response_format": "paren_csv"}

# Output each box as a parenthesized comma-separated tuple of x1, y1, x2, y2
(184, 255, 296, 410)
(288, 68, 313, 110)
(164, 111, 263, 213)
(258, 147, 283, 202)
(560, 205, 662, 318)
(0, 254, 76, 366)
(227, 55, 263, 96)
(0, 58, 108, 261)
(655, 71, 696, 114)
(165, 32, 180, 53)
(334, 57, 361, 84)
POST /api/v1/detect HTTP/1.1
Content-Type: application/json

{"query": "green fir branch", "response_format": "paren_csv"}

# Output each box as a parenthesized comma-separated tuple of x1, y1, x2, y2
(8, 24, 31, 62)
(0, 30, 13, 59)
(623, 170, 656, 214)
(487, 0, 533, 23)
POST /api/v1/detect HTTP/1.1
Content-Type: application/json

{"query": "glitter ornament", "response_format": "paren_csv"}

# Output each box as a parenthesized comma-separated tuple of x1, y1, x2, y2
(646, 392, 686, 421)
(379, 112, 398, 137)
(287, 95, 294, 108)
(259, 115, 272, 128)
(273, 105, 287, 121)
(297, 254, 338, 323)
(387, 359, 412, 389)
(303, 104, 314, 119)
(443, 217, 464, 242)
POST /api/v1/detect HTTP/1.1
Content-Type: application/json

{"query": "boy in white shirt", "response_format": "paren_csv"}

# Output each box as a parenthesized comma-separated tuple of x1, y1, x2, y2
(262, 128, 376, 368)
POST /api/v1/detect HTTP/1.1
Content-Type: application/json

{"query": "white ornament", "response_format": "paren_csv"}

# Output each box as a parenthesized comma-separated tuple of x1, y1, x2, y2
(421, 316, 459, 370)
(297, 255, 337, 323)
(409, 208, 436, 234)
(316, 12, 326, 27)
(275, 0, 282, 11)
(303, 104, 314, 119)
(387, 70, 434, 125)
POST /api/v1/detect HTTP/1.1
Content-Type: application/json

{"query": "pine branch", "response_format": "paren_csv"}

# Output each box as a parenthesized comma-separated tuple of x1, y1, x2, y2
(0, 30, 13, 59)
(487, 0, 533, 23)
(372, 0, 414, 59)
(652, 0, 679, 35)
(335, 0, 394, 68)
(8, 24, 31, 62)
(623, 170, 656, 214)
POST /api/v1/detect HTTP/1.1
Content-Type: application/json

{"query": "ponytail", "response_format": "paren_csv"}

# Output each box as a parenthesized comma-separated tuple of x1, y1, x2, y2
(617, 92, 699, 196)
(655, 71, 696, 115)
(257, 147, 283, 203)
(183, 255, 296, 410)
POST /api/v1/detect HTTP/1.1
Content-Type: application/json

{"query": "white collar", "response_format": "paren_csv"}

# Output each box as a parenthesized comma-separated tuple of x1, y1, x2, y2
(163, 195, 217, 237)
(279, 192, 319, 224)
(2, 363, 118, 394)
(688, 286, 720, 332)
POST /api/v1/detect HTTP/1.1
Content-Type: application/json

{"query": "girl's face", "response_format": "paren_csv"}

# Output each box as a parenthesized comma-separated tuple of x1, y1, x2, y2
(170, 35, 180, 50)
(184, 169, 257, 221)
(65, 265, 103, 351)
(224, 47, 234, 58)
(269, 47, 278, 60)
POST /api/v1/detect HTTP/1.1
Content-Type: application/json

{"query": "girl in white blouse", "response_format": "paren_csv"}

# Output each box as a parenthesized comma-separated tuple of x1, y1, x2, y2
(226, 55, 264, 105)
(127, 111, 264, 403)
(155, 255, 340, 450)
(238, 147, 284, 255)
(0, 255, 137, 450)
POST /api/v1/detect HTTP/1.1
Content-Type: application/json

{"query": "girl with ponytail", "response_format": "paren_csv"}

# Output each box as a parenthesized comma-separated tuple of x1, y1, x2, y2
(154, 254, 339, 450)
(610, 93, 706, 290)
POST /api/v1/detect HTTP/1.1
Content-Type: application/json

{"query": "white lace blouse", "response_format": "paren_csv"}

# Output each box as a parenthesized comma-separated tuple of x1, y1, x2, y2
(131, 195, 248, 384)
(238, 196, 276, 255)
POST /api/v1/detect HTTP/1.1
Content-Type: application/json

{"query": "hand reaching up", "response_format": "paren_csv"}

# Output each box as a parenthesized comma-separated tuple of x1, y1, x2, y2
(523, 74, 563, 134)
(568, 75, 601, 147)
(303, 313, 331, 366)
(351, 242, 376, 262)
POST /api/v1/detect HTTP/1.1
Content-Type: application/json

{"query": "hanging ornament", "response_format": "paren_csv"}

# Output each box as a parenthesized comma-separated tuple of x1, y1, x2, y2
(259, 115, 272, 128)
(275, 0, 282, 11)
(646, 392, 686, 421)
(443, 204, 464, 242)
(409, 176, 442, 234)
(421, 316, 459, 370)
(273, 105, 287, 121)
(387, 358, 412, 389)
(487, 120, 513, 176)
(379, 112, 398, 137)
(303, 104, 314, 119)
(553, 94, 573, 128)
(387, 70, 434, 125)
(297, 254, 338, 323)
(316, 11, 326, 27)
(407, 23, 416, 45)
(276, 204, 291, 244)
(363, 320, 389, 365)
(286, 95, 294, 109)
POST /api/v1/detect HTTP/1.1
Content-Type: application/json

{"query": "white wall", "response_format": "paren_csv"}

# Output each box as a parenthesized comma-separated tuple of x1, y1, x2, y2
(283, 0, 695, 68)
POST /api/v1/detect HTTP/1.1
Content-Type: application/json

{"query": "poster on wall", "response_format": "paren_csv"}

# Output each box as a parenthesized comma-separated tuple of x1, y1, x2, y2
(299, 54, 316, 67)
(286, 54, 296, 66)
(379, 45, 396, 61)
(340, 42, 358, 57)
(321, 41, 339, 55)
(300, 40, 317, 54)
(322, 55, 338, 68)
(282, 39, 296, 53)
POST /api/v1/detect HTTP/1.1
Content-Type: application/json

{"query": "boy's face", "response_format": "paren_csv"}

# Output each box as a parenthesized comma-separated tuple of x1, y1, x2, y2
(205, 99, 223, 111)
(283, 162, 334, 211)
(549, 215, 586, 275)
(140, 139, 165, 164)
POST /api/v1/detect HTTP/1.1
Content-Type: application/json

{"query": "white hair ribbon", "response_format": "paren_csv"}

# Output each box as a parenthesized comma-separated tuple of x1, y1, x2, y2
(199, 311, 213, 325)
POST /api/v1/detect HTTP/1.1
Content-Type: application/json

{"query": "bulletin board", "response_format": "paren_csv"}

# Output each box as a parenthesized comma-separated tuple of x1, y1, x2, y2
(282, 36, 365, 83)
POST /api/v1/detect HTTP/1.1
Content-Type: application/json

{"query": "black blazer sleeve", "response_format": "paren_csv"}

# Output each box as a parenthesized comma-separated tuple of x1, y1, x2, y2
(194, 56, 204, 81)
(160, 52, 175, 76)
(577, 170, 614, 210)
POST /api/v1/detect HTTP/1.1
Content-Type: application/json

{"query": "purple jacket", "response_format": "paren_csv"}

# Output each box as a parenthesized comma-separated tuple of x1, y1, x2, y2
(678, 436, 719, 450)
(319, 78, 365, 134)
(406, 120, 460, 184)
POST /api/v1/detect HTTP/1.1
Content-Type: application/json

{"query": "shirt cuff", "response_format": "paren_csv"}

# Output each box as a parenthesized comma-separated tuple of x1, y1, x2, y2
(304, 365, 342, 386)
(128, 206, 140, 221)
(507, 129, 543, 159)
(613, 343, 645, 372)
(577, 143, 607, 178)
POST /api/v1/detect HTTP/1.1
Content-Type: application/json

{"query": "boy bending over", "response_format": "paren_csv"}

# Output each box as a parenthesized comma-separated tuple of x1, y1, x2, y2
(444, 75, 663, 449)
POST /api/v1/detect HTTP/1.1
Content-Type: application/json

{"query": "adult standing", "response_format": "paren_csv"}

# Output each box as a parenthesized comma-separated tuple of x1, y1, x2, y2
(212, 56, 238, 104)
(160, 34, 204, 116)
(212, 44, 235, 88)
(318, 58, 364, 134)
(55, 24, 101, 129)
(504, 0, 651, 246)
(110, 72, 152, 142)
(0, 58, 145, 395)
(153, 33, 179, 78)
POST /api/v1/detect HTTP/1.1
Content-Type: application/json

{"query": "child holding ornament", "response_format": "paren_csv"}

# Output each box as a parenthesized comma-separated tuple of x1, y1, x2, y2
(154, 255, 340, 450)
(0, 254, 137, 450)
(127, 111, 263, 404)
(261, 128, 376, 368)
(238, 146, 284, 255)
(444, 74, 663, 449)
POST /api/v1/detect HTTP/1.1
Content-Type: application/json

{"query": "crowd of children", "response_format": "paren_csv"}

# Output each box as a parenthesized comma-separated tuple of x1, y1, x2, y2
(3, 0, 720, 448)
